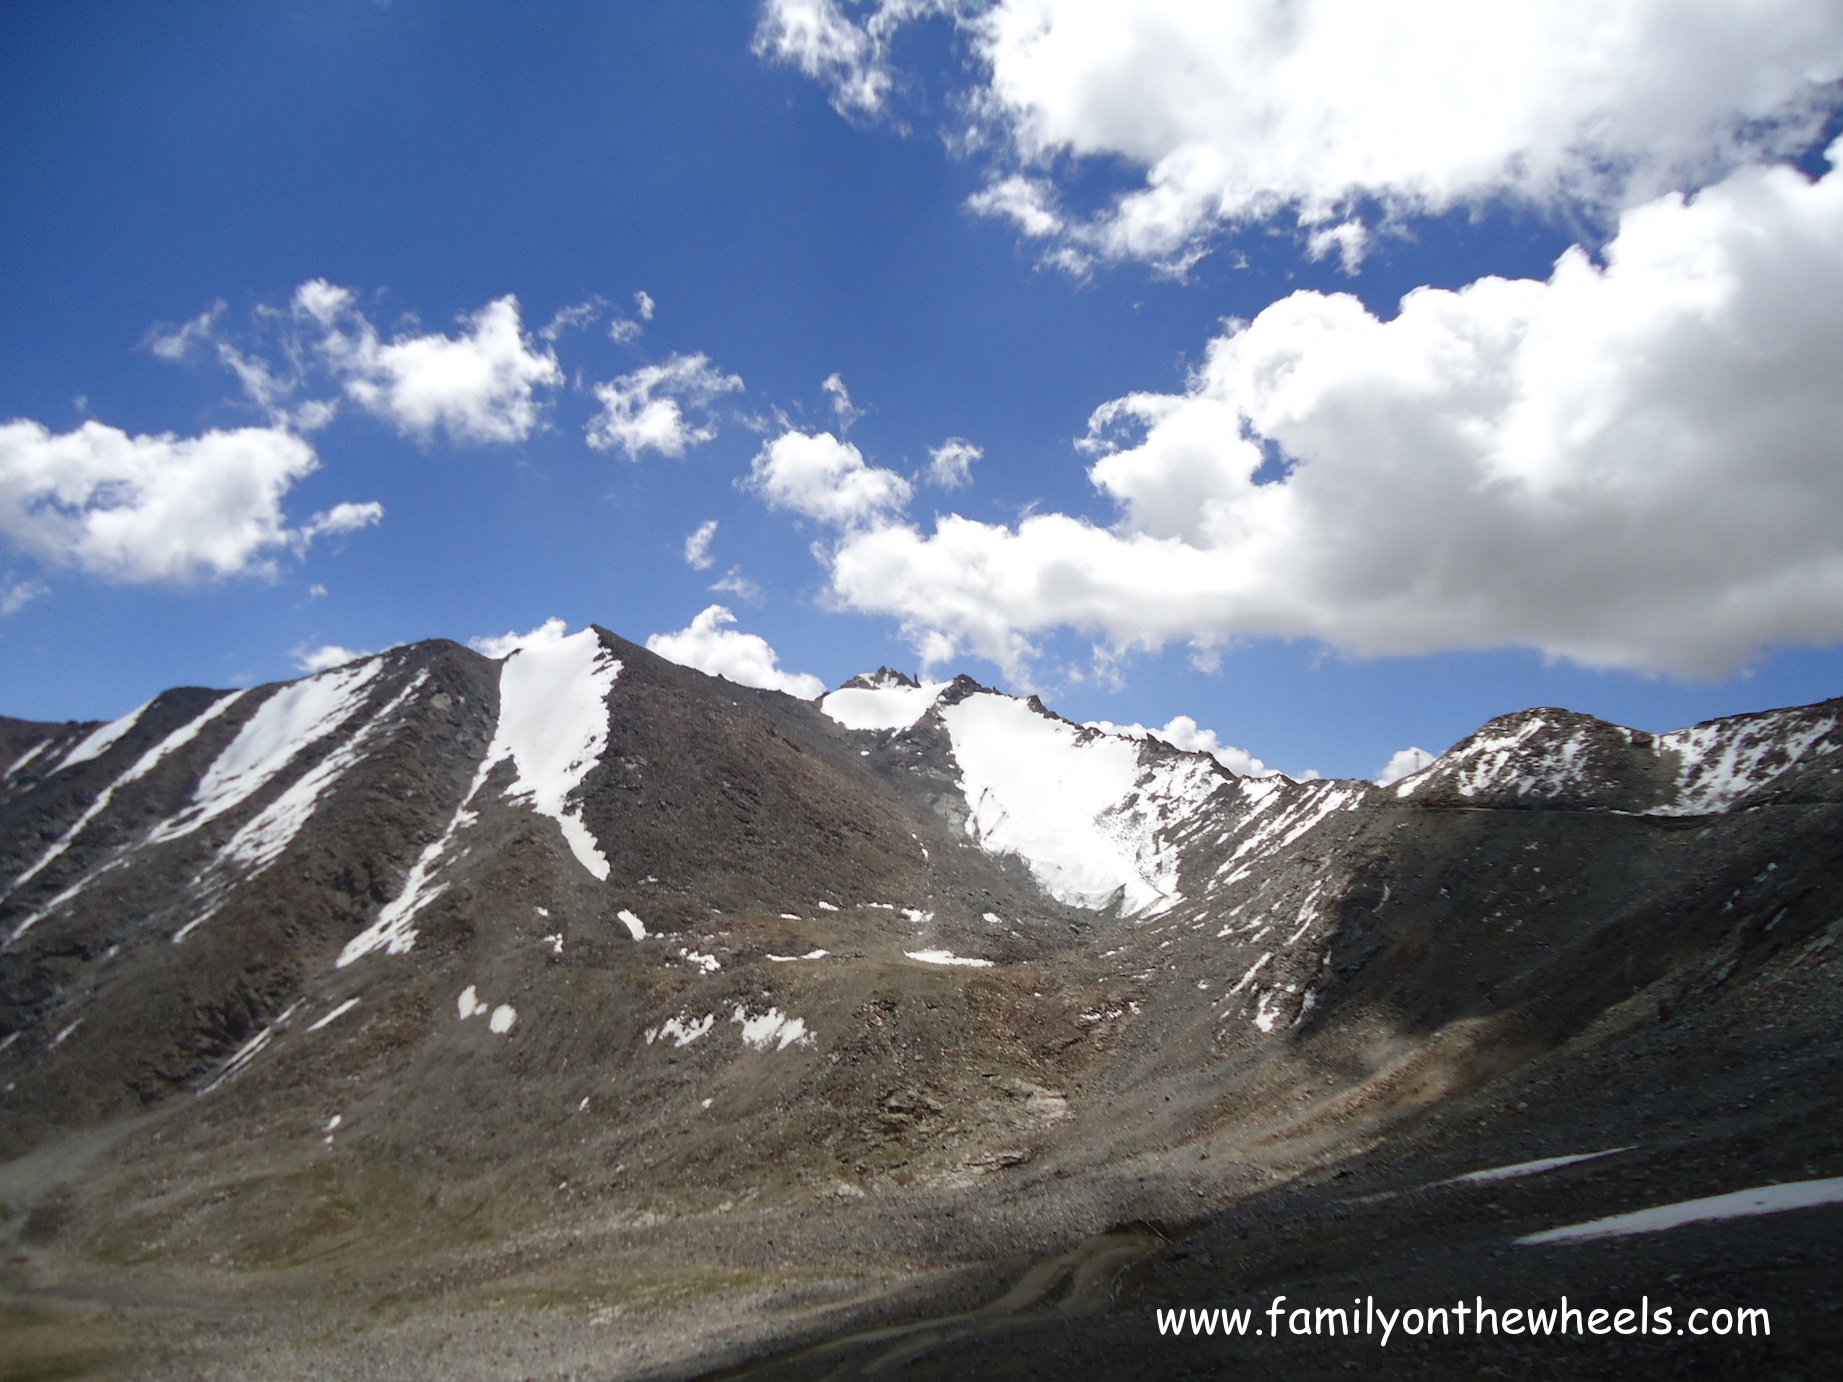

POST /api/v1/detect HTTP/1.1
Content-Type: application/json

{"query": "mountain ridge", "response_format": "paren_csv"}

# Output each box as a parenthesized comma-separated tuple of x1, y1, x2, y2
(1, 626, 1840, 1379)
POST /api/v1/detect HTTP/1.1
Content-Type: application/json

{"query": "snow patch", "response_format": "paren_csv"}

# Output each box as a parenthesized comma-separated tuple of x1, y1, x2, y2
(1518, 1176, 1843, 1244)
(49, 700, 152, 776)
(905, 948, 993, 968)
(731, 1005, 811, 1050)
(766, 949, 829, 962)
(1448, 1147, 1633, 1184)
(338, 630, 620, 967)
(646, 1013, 715, 1047)
(617, 909, 647, 941)
(306, 998, 360, 1032)
(822, 676, 947, 731)
(4, 739, 52, 780)
(489, 626, 621, 879)
(1654, 711, 1840, 815)
(489, 1004, 517, 1034)
(942, 693, 1220, 917)
(150, 661, 383, 845)
(5, 690, 248, 901)
(202, 673, 426, 892)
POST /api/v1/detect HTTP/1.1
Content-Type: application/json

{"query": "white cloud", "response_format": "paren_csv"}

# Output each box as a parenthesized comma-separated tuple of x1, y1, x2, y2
(298, 282, 562, 444)
(541, 296, 608, 341)
(747, 429, 912, 527)
(1, 573, 48, 615)
(299, 501, 385, 544)
(586, 353, 744, 460)
(711, 567, 763, 602)
(822, 372, 863, 429)
(774, 0, 1843, 270)
(1376, 747, 1437, 786)
(754, 0, 897, 116)
(293, 643, 371, 674)
(646, 604, 826, 699)
(0, 419, 378, 584)
(684, 519, 719, 570)
(146, 303, 225, 362)
(610, 294, 654, 344)
(927, 438, 982, 488)
(146, 300, 338, 432)
(469, 617, 570, 660)
(825, 152, 1843, 679)
(1087, 713, 1277, 778)
(965, 175, 1063, 239)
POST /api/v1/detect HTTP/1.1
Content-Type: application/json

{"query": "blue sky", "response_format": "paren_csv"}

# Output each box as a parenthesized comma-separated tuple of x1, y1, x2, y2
(4, 1, 1843, 780)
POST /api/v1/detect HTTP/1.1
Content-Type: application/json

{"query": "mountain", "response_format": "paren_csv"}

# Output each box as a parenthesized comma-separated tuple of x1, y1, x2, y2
(2, 626, 1840, 1380)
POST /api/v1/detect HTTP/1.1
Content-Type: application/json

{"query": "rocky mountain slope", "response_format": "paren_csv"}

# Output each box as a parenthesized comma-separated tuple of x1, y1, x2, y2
(1, 626, 1839, 1380)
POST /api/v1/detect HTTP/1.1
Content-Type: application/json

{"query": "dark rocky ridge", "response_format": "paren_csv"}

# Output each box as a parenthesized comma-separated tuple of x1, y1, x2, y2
(0, 628, 1838, 1380)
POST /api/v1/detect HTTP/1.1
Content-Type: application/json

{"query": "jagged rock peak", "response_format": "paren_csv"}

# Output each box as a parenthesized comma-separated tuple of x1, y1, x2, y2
(838, 667, 919, 692)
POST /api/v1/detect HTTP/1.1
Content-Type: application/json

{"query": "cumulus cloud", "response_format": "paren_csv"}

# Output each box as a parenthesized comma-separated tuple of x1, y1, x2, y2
(770, 0, 1843, 270)
(754, 0, 902, 116)
(684, 519, 719, 570)
(299, 501, 385, 544)
(469, 616, 570, 660)
(0, 419, 380, 584)
(1376, 747, 1437, 786)
(927, 438, 982, 488)
(646, 604, 826, 699)
(825, 151, 1843, 679)
(1087, 713, 1277, 778)
(292, 643, 372, 674)
(587, 353, 744, 460)
(747, 429, 912, 527)
(297, 281, 562, 444)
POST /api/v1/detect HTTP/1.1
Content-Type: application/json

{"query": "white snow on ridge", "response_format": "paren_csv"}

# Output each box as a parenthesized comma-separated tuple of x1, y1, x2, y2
(4, 690, 248, 900)
(340, 629, 620, 967)
(1653, 710, 1840, 816)
(821, 674, 947, 731)
(1393, 715, 1557, 800)
(150, 660, 384, 844)
(1518, 1176, 1843, 1245)
(1391, 703, 1843, 813)
(488, 626, 621, 880)
(207, 673, 426, 887)
(48, 699, 152, 776)
(941, 693, 1220, 917)
(4, 739, 52, 780)
(1214, 778, 1368, 888)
